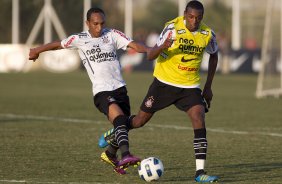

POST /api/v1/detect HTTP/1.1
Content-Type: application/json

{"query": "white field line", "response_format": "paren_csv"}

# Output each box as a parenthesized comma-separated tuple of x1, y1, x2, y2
(0, 180, 26, 183)
(0, 180, 58, 184)
(0, 113, 281, 184)
(0, 113, 282, 138)
(0, 113, 101, 124)
(0, 180, 118, 184)
(149, 124, 282, 137)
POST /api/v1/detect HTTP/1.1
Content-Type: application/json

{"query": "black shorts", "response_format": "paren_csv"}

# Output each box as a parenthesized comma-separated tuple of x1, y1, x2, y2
(93, 86, 131, 117)
(140, 78, 207, 113)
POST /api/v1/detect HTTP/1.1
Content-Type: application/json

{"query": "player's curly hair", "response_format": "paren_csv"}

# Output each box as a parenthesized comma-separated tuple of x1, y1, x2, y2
(87, 7, 105, 21)
(185, 1, 204, 14)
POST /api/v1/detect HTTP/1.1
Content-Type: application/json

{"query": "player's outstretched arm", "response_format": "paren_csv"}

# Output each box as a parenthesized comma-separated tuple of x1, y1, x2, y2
(127, 41, 150, 53)
(146, 44, 163, 61)
(29, 41, 63, 61)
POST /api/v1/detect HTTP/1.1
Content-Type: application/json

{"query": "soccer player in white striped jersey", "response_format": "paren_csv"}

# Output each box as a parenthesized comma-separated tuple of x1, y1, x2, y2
(29, 7, 150, 175)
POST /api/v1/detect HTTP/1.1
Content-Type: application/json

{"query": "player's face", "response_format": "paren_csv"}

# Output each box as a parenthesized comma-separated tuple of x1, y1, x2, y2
(184, 8, 203, 32)
(86, 12, 105, 38)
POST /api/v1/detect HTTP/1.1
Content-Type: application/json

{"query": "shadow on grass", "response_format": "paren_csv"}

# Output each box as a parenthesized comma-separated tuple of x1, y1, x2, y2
(218, 162, 282, 183)
(160, 166, 194, 183)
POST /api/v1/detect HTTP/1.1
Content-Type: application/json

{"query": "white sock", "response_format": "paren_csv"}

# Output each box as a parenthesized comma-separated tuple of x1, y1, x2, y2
(196, 159, 205, 171)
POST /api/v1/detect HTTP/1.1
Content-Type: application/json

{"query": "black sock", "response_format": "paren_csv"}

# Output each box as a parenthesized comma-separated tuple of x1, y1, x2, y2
(113, 115, 130, 158)
(193, 128, 207, 160)
(106, 142, 118, 158)
(109, 139, 119, 149)
(105, 149, 117, 159)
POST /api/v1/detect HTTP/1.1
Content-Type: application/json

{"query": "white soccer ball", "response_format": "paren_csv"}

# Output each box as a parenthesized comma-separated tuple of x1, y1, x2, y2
(138, 157, 164, 182)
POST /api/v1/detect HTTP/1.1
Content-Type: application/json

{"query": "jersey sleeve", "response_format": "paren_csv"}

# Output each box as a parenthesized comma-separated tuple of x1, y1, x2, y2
(205, 30, 218, 54)
(111, 29, 133, 50)
(61, 34, 79, 49)
(156, 23, 176, 46)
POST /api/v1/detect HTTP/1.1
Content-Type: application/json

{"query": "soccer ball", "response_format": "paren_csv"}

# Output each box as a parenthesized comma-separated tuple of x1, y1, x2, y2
(138, 157, 164, 182)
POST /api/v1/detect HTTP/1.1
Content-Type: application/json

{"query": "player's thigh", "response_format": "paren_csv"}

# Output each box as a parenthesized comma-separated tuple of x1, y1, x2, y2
(174, 88, 205, 112)
(114, 87, 131, 116)
(140, 78, 175, 113)
(93, 87, 130, 119)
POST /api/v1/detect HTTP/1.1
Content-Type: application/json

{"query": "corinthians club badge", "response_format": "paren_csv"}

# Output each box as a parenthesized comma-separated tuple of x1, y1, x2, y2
(145, 96, 154, 108)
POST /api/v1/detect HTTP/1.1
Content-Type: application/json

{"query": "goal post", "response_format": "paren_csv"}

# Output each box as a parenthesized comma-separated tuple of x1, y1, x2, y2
(256, 0, 282, 98)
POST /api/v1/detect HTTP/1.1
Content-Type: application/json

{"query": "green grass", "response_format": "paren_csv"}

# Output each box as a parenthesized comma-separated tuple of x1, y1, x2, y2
(0, 71, 282, 184)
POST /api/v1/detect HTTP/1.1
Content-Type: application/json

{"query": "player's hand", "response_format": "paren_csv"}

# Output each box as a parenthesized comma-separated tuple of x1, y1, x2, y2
(29, 48, 39, 62)
(161, 31, 175, 49)
(202, 87, 213, 108)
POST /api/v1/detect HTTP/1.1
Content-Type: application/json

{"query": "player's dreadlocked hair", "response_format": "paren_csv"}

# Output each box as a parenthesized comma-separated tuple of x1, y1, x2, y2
(185, 1, 204, 14)
(87, 7, 105, 21)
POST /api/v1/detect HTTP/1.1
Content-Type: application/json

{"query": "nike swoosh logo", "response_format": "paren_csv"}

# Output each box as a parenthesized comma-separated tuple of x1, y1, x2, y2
(181, 56, 196, 62)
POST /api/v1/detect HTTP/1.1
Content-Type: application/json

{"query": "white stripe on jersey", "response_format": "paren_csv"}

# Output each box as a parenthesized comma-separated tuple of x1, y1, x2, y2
(61, 29, 133, 96)
(205, 30, 218, 54)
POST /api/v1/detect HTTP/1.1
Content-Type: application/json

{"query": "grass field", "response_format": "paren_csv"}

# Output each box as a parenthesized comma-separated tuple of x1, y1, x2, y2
(0, 71, 281, 184)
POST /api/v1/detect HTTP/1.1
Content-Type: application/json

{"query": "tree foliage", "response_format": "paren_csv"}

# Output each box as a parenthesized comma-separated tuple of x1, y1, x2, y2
(0, 0, 230, 44)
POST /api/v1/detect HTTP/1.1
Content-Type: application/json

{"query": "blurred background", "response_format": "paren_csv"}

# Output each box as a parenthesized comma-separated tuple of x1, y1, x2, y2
(0, 0, 281, 97)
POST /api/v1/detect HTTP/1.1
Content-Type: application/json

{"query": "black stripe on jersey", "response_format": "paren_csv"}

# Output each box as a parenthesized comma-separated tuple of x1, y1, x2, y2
(82, 50, 95, 75)
(211, 30, 216, 38)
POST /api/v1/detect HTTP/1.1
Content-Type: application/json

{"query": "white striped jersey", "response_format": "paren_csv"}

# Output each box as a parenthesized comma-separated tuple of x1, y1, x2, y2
(61, 28, 132, 96)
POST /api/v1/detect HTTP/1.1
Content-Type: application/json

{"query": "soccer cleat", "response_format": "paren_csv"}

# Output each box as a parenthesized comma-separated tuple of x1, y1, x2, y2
(100, 152, 126, 175)
(118, 154, 141, 169)
(100, 152, 118, 167)
(98, 128, 115, 148)
(114, 166, 127, 175)
(98, 135, 108, 148)
(195, 173, 219, 183)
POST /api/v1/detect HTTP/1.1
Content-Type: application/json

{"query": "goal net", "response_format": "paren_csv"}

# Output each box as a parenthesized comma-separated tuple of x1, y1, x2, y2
(256, 0, 282, 98)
